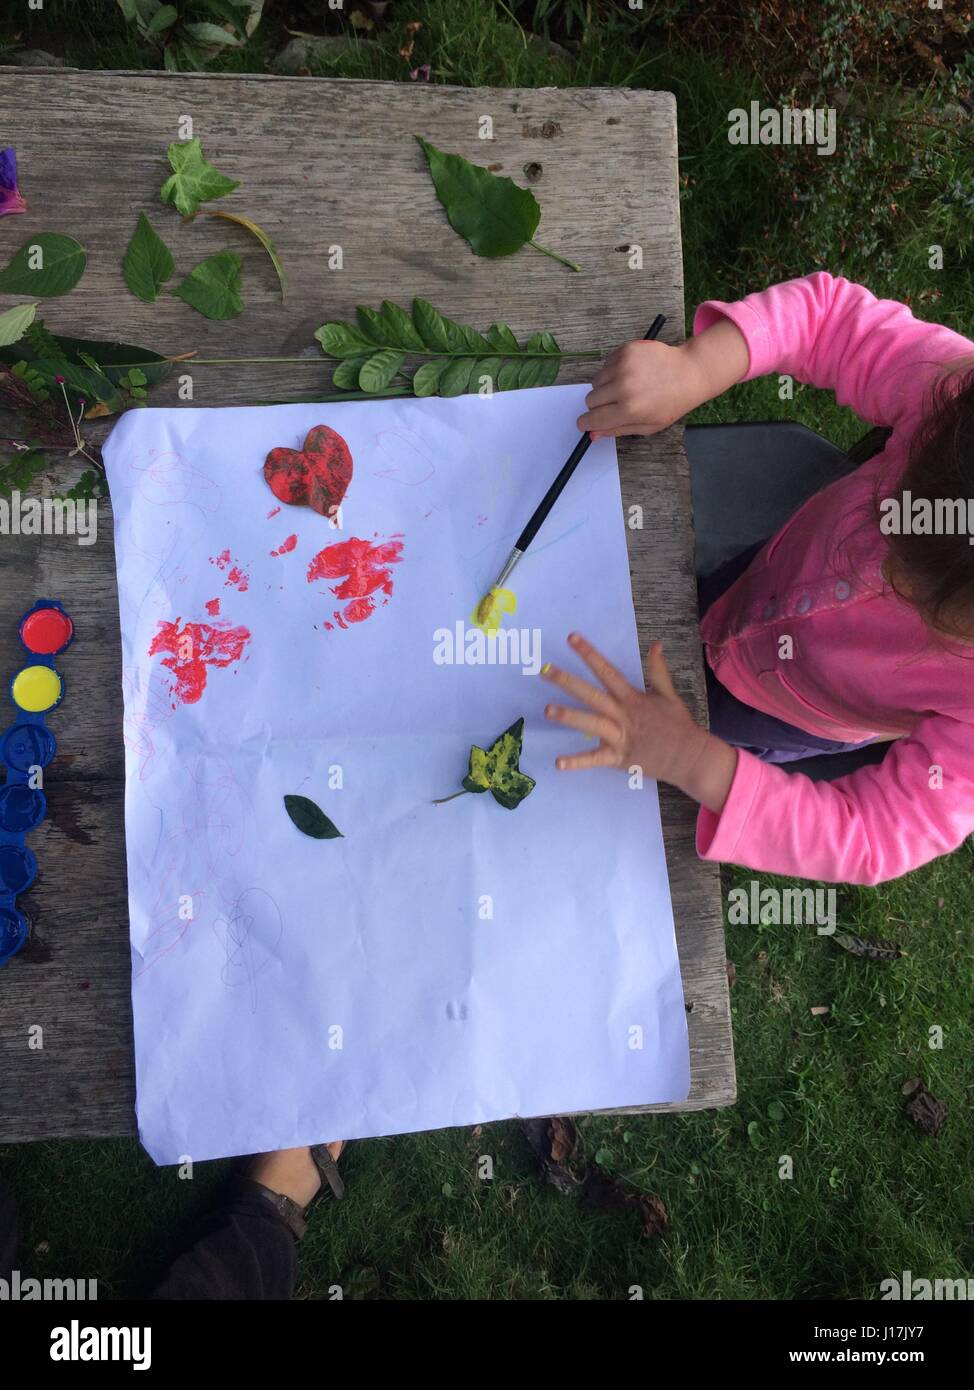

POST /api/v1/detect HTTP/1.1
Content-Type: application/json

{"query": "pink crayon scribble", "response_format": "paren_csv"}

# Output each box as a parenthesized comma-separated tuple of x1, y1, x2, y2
(308, 534, 404, 630)
(210, 549, 250, 592)
(267, 506, 281, 519)
(149, 619, 252, 706)
(270, 534, 298, 557)
(205, 597, 221, 617)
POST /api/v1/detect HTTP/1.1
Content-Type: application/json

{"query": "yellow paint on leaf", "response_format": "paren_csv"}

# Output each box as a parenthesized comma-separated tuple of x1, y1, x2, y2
(11, 664, 62, 713)
(470, 586, 517, 634)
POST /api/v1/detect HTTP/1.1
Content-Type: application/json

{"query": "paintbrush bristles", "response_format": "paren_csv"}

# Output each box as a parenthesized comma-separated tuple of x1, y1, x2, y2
(475, 590, 495, 627)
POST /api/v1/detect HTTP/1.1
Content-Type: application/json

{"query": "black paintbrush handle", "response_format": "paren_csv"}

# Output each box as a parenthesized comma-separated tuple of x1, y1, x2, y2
(513, 314, 667, 555)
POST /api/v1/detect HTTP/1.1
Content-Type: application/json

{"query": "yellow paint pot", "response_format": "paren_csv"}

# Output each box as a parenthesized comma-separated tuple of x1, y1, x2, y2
(11, 664, 63, 714)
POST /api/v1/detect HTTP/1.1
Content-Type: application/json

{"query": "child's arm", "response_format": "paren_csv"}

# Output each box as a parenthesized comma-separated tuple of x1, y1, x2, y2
(543, 636, 974, 886)
(577, 318, 749, 439)
(543, 634, 738, 814)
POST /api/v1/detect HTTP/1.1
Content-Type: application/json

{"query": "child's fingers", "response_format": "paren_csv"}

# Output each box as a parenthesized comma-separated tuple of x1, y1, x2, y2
(567, 633, 633, 701)
(576, 403, 633, 434)
(544, 702, 622, 744)
(540, 662, 618, 717)
(645, 640, 676, 698)
(583, 381, 618, 409)
(555, 745, 621, 771)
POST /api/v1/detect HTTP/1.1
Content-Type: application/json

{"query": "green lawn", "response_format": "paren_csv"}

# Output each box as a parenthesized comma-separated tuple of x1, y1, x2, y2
(2, 0, 972, 1300)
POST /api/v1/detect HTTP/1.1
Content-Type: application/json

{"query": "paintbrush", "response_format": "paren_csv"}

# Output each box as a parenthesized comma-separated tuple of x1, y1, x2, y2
(475, 314, 667, 626)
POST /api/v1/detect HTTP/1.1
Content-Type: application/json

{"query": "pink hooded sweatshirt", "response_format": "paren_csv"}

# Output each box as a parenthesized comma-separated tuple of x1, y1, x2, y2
(692, 273, 974, 885)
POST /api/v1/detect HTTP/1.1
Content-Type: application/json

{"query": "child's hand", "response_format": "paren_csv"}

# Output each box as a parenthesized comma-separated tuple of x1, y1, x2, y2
(542, 633, 737, 814)
(577, 319, 750, 440)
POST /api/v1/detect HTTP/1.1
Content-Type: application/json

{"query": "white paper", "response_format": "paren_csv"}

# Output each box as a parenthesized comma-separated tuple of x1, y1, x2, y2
(103, 385, 690, 1164)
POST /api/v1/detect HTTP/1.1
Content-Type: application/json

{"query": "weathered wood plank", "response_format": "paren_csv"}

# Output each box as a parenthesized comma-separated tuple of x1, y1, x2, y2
(0, 70, 733, 1143)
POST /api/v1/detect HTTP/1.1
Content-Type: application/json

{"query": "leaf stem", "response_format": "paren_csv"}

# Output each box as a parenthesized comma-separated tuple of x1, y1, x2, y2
(432, 789, 470, 805)
(184, 350, 600, 365)
(528, 240, 582, 272)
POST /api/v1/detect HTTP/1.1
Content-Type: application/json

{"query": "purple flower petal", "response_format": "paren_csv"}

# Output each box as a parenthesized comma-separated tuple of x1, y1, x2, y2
(0, 146, 26, 217)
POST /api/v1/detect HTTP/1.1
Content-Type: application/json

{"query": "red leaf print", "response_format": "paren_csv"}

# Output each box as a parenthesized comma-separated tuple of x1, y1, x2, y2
(307, 534, 404, 629)
(149, 619, 251, 706)
(263, 424, 353, 519)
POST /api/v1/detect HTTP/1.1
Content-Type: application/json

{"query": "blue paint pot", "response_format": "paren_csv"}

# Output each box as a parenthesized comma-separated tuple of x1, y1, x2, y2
(0, 844, 37, 896)
(0, 784, 47, 833)
(1, 722, 57, 774)
(0, 905, 28, 965)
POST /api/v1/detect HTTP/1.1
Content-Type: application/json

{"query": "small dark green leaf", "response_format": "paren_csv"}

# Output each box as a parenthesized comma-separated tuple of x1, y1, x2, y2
(458, 323, 494, 354)
(284, 793, 343, 840)
(122, 213, 175, 303)
(173, 250, 244, 319)
(486, 322, 520, 353)
(516, 358, 546, 389)
(496, 359, 522, 391)
(0, 234, 87, 298)
(412, 359, 447, 396)
(356, 305, 391, 345)
(540, 330, 560, 354)
(146, 4, 178, 37)
(533, 355, 561, 387)
(359, 348, 405, 392)
(469, 356, 503, 394)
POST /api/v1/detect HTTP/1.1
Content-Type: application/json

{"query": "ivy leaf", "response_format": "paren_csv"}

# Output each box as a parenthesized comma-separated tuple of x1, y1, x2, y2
(160, 137, 239, 217)
(0, 234, 87, 297)
(122, 213, 175, 303)
(437, 716, 536, 810)
(0, 301, 38, 347)
(359, 348, 405, 392)
(416, 135, 580, 272)
(284, 793, 343, 840)
(174, 250, 244, 319)
(204, 209, 287, 300)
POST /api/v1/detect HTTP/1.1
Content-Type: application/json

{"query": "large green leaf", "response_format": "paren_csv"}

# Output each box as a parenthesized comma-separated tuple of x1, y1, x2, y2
(173, 250, 244, 319)
(160, 137, 239, 217)
(122, 213, 175, 303)
(0, 234, 87, 297)
(416, 136, 540, 258)
(284, 794, 343, 840)
(359, 349, 405, 392)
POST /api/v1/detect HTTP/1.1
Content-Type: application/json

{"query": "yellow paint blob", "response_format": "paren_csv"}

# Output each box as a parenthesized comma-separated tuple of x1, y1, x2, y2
(470, 586, 517, 635)
(11, 664, 62, 713)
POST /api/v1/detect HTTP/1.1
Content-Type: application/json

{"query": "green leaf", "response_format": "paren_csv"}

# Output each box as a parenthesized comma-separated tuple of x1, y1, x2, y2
(122, 213, 175, 303)
(182, 20, 243, 46)
(416, 135, 540, 258)
(438, 356, 475, 397)
(174, 250, 244, 319)
(459, 717, 536, 809)
(469, 356, 503, 394)
(0, 448, 48, 499)
(378, 300, 426, 351)
(204, 209, 287, 300)
(496, 359, 522, 392)
(284, 794, 343, 840)
(359, 348, 405, 392)
(0, 302, 38, 347)
(458, 323, 494, 354)
(331, 355, 370, 390)
(0, 331, 171, 412)
(766, 1100, 786, 1122)
(486, 322, 520, 353)
(356, 306, 391, 345)
(412, 297, 457, 353)
(160, 137, 239, 217)
(145, 3, 177, 35)
(0, 234, 87, 298)
(412, 359, 447, 396)
(315, 320, 376, 359)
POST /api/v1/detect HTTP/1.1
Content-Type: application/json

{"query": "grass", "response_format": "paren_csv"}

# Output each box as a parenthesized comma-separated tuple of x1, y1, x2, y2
(1, 0, 972, 1300)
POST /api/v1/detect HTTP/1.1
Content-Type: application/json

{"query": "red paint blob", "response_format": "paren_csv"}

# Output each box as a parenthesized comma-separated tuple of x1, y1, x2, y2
(20, 606, 73, 655)
(205, 598, 221, 617)
(210, 550, 250, 592)
(307, 535, 404, 629)
(149, 619, 251, 706)
(267, 506, 281, 519)
(270, 534, 298, 557)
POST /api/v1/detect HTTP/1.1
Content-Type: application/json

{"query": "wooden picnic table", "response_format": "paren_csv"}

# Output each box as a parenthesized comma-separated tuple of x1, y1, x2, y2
(0, 68, 735, 1145)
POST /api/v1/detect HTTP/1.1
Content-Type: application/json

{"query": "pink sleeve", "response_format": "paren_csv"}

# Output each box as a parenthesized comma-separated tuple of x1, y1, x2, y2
(693, 272, 973, 430)
(695, 717, 974, 885)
